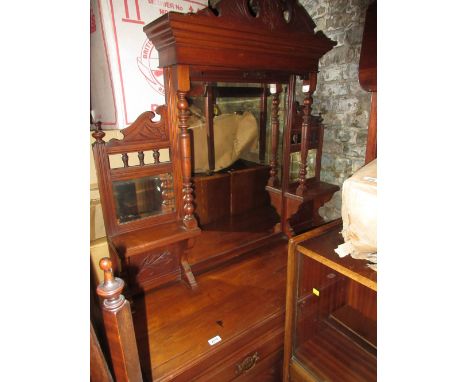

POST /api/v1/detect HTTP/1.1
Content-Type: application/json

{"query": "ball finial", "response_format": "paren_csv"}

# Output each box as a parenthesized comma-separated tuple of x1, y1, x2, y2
(99, 257, 114, 284)
(99, 257, 112, 272)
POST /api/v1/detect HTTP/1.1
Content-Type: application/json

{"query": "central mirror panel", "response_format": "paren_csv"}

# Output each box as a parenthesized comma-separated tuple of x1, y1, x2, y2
(112, 173, 174, 223)
(184, 80, 289, 267)
(188, 81, 289, 179)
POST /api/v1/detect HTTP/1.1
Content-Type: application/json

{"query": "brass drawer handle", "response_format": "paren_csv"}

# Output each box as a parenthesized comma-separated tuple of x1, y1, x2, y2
(235, 352, 260, 375)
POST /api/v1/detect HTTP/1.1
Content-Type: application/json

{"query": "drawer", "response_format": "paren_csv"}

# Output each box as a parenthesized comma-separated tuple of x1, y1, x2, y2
(193, 325, 284, 382)
(236, 349, 282, 382)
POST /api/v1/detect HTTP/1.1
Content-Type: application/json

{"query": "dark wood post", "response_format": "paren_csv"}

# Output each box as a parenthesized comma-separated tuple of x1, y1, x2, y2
(296, 73, 317, 196)
(259, 84, 268, 164)
(365, 92, 377, 163)
(96, 258, 143, 382)
(204, 84, 216, 172)
(315, 123, 324, 182)
(267, 83, 282, 187)
(176, 65, 198, 230)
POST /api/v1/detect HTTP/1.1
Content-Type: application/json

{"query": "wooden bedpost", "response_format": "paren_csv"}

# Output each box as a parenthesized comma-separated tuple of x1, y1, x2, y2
(96, 257, 143, 382)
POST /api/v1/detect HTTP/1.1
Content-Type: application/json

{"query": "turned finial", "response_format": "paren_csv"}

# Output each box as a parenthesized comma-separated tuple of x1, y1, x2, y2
(96, 257, 125, 310)
(92, 121, 106, 143)
(100, 257, 115, 284)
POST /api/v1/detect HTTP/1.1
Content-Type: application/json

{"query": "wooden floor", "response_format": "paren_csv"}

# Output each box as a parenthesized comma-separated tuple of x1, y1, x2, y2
(132, 238, 289, 381)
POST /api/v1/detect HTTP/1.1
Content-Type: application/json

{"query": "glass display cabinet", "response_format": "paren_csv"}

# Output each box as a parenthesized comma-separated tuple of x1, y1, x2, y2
(283, 220, 377, 382)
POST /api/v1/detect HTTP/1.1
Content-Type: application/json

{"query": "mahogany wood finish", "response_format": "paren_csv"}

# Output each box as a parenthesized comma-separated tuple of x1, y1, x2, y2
(365, 91, 377, 163)
(283, 221, 377, 382)
(296, 73, 317, 196)
(359, 0, 377, 164)
(259, 85, 268, 163)
(96, 258, 143, 382)
(131, 239, 289, 381)
(144, 0, 335, 73)
(265, 74, 337, 237)
(358, 1, 377, 93)
(268, 84, 282, 187)
(145, 0, 339, 245)
(92, 106, 200, 293)
(176, 81, 198, 230)
(187, 205, 281, 274)
(204, 84, 216, 172)
(91, 322, 113, 382)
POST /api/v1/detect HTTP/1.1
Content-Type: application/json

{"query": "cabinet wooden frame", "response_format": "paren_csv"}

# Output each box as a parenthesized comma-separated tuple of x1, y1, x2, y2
(144, 0, 340, 243)
(92, 106, 200, 293)
(282, 220, 377, 382)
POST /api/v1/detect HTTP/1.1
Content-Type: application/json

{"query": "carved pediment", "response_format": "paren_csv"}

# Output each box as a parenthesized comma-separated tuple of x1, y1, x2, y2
(199, 0, 317, 34)
(144, 0, 335, 73)
(107, 106, 169, 147)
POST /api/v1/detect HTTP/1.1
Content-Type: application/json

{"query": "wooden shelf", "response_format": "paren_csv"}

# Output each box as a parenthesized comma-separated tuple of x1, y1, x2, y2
(329, 305, 377, 351)
(188, 205, 281, 273)
(284, 221, 377, 382)
(297, 224, 377, 291)
(111, 221, 200, 258)
(294, 316, 377, 382)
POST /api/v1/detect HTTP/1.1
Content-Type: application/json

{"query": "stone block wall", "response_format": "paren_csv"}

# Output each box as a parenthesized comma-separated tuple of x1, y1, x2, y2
(300, 0, 373, 220)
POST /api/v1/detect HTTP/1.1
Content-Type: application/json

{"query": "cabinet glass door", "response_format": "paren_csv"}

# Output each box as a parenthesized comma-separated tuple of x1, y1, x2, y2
(292, 251, 377, 382)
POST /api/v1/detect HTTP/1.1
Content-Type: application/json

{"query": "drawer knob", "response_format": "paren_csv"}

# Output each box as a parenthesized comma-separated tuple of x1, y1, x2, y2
(235, 352, 260, 375)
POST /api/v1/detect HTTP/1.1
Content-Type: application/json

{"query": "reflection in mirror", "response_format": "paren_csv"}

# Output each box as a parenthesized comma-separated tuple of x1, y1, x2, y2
(112, 174, 174, 223)
(188, 82, 288, 183)
(290, 149, 317, 182)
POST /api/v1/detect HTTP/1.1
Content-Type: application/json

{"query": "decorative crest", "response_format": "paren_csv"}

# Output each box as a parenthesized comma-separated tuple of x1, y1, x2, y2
(144, 0, 335, 73)
(199, 0, 317, 33)
(108, 106, 169, 147)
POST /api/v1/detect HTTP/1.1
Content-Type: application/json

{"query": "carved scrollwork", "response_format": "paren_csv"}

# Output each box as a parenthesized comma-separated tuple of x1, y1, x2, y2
(107, 106, 169, 147)
(136, 251, 174, 280)
(198, 0, 316, 33)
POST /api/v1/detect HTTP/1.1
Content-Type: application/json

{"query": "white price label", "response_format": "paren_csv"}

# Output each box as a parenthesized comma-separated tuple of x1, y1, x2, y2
(208, 335, 222, 346)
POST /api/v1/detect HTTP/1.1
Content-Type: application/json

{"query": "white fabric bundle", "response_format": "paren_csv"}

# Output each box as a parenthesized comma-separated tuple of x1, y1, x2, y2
(335, 159, 377, 270)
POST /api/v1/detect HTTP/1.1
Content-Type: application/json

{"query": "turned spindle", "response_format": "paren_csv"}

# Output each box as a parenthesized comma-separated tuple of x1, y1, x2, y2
(177, 90, 197, 229)
(138, 151, 145, 166)
(296, 74, 317, 196)
(153, 149, 160, 164)
(268, 83, 282, 187)
(121, 153, 129, 167)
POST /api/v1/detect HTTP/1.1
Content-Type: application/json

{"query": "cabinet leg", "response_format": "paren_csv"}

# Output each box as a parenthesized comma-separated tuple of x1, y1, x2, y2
(181, 258, 198, 290)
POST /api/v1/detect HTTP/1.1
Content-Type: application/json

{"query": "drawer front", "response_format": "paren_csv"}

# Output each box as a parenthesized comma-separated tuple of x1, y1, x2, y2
(193, 325, 284, 382)
(235, 349, 282, 382)
(126, 243, 181, 292)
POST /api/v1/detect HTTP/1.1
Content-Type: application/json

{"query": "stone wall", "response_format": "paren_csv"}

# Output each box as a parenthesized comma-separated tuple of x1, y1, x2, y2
(300, 0, 373, 220)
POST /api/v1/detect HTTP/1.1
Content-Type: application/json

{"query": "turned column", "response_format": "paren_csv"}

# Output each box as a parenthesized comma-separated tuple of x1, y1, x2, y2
(96, 258, 143, 382)
(177, 90, 197, 229)
(296, 73, 317, 196)
(175, 65, 197, 229)
(259, 84, 268, 164)
(267, 83, 282, 187)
